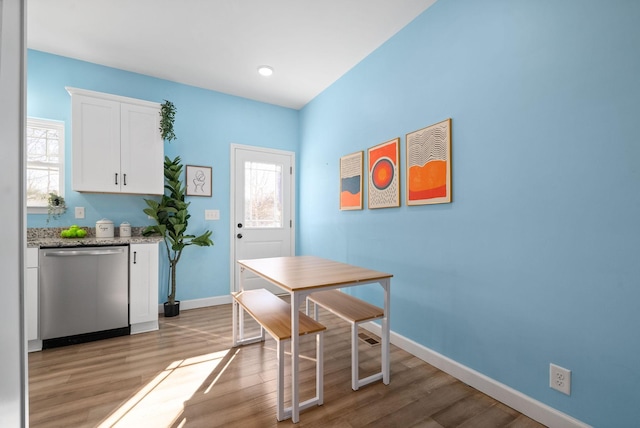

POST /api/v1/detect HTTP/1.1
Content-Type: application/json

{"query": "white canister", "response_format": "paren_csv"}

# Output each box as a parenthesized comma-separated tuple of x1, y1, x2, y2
(120, 222, 131, 237)
(96, 219, 114, 238)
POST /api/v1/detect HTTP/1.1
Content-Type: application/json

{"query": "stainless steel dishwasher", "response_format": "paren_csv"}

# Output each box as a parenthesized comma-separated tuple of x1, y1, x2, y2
(39, 245, 129, 348)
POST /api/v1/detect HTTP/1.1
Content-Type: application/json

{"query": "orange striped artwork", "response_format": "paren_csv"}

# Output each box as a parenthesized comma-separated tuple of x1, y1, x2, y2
(406, 119, 451, 205)
(340, 151, 363, 210)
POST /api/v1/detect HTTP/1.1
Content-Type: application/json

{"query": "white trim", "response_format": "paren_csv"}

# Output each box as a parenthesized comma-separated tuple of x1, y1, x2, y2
(130, 321, 159, 335)
(157, 295, 232, 313)
(360, 322, 591, 428)
(151, 293, 591, 427)
(26, 117, 65, 209)
(65, 86, 161, 108)
(229, 144, 296, 294)
(28, 340, 43, 353)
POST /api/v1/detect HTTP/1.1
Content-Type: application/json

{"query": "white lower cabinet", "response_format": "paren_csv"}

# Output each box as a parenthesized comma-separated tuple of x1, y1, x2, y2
(129, 243, 160, 334)
(26, 248, 42, 352)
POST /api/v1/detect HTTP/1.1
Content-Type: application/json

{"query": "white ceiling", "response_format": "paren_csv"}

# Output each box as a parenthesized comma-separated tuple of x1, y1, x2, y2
(27, 0, 436, 110)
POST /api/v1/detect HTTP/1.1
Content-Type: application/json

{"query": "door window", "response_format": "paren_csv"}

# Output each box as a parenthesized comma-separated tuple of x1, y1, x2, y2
(244, 161, 283, 228)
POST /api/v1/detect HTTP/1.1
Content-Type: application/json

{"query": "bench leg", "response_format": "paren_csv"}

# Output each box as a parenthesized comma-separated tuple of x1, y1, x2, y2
(351, 322, 359, 391)
(276, 339, 285, 421)
(317, 331, 324, 405)
(305, 298, 318, 321)
(232, 300, 238, 346)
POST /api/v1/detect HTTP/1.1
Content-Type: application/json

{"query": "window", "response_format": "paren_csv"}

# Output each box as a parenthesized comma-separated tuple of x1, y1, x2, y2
(244, 161, 283, 228)
(26, 118, 65, 211)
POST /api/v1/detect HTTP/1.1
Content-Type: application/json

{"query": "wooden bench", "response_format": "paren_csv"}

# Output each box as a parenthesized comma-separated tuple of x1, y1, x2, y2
(306, 289, 385, 391)
(232, 288, 326, 421)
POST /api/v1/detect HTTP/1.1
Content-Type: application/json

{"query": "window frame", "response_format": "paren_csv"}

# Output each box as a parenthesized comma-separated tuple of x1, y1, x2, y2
(26, 117, 65, 214)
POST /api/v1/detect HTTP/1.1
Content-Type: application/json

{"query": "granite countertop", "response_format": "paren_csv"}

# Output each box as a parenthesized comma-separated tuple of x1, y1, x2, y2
(27, 227, 163, 248)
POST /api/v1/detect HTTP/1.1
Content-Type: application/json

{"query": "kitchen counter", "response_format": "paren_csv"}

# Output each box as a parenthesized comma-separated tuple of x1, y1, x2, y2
(27, 227, 163, 248)
(29, 235, 163, 248)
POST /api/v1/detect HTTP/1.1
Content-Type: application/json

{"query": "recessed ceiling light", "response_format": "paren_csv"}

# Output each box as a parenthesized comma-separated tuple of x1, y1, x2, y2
(257, 66, 274, 77)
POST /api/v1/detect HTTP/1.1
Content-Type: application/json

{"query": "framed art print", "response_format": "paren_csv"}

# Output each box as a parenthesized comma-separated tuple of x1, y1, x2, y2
(406, 118, 452, 205)
(186, 165, 212, 197)
(339, 151, 363, 210)
(368, 137, 400, 209)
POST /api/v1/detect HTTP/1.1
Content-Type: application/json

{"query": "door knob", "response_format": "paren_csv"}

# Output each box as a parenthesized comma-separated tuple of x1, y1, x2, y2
(237, 223, 243, 228)
(237, 233, 243, 239)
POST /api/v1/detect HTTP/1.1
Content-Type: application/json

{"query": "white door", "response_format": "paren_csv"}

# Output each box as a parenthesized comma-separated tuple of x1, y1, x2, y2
(231, 145, 295, 294)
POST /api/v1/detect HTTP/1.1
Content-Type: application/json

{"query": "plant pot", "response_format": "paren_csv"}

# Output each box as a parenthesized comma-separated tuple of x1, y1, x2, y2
(164, 301, 180, 317)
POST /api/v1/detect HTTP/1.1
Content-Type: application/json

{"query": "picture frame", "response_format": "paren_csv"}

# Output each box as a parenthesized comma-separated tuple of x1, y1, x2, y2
(368, 137, 400, 209)
(185, 165, 212, 197)
(339, 151, 364, 210)
(406, 118, 452, 205)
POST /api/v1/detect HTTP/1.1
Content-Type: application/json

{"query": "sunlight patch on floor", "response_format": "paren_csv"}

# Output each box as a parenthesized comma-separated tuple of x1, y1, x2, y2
(98, 349, 232, 427)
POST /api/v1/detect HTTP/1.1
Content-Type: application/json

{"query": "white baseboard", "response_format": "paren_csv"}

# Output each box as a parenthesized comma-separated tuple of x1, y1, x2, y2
(361, 322, 591, 428)
(153, 296, 588, 427)
(130, 321, 159, 335)
(28, 339, 42, 353)
(157, 295, 232, 313)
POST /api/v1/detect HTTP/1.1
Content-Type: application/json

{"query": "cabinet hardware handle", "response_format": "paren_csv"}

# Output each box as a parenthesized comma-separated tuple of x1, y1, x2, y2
(133, 251, 137, 264)
(115, 173, 118, 185)
(123, 173, 127, 186)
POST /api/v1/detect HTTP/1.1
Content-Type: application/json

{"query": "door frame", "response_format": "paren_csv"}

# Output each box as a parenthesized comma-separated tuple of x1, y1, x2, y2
(229, 144, 296, 293)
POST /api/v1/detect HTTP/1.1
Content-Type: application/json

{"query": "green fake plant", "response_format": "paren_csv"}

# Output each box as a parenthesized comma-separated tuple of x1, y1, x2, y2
(160, 100, 177, 142)
(143, 156, 214, 306)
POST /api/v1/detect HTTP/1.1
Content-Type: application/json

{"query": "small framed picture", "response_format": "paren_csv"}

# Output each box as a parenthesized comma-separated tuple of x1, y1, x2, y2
(368, 137, 400, 209)
(339, 151, 364, 210)
(185, 165, 212, 197)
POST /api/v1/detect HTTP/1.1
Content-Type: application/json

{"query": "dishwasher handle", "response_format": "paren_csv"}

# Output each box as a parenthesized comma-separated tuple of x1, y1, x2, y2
(42, 248, 126, 257)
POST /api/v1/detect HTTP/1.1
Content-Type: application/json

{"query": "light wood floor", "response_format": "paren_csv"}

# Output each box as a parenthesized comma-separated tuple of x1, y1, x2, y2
(29, 303, 546, 427)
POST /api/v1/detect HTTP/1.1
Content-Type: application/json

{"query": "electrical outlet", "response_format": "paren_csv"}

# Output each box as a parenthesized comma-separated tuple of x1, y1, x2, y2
(550, 363, 571, 395)
(75, 206, 85, 219)
(205, 209, 220, 220)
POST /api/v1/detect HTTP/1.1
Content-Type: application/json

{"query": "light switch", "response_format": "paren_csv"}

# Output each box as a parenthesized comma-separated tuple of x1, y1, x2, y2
(75, 207, 85, 219)
(205, 209, 220, 220)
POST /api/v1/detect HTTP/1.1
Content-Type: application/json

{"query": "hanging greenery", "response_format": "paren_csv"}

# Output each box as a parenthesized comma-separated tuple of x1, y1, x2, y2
(159, 100, 177, 142)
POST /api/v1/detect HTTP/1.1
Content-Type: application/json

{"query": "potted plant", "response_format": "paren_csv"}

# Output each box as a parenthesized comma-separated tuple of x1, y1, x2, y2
(46, 192, 67, 223)
(142, 156, 213, 317)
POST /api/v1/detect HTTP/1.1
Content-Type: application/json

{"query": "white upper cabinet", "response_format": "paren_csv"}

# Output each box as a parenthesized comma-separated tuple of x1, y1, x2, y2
(67, 87, 164, 195)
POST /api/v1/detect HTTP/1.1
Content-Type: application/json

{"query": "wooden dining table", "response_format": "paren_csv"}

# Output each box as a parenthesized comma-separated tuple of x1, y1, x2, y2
(236, 255, 393, 423)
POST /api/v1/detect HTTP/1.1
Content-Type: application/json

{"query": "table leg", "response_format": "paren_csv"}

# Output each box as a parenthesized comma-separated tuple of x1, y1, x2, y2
(232, 267, 244, 347)
(291, 292, 300, 423)
(382, 278, 390, 384)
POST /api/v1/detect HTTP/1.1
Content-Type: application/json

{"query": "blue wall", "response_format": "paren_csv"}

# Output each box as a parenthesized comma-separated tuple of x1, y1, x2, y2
(299, 0, 640, 426)
(27, 50, 299, 302)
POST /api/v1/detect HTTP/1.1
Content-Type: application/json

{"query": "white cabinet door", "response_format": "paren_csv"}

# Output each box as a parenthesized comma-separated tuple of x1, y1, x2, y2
(120, 103, 164, 195)
(129, 243, 159, 333)
(71, 94, 121, 192)
(69, 87, 164, 195)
